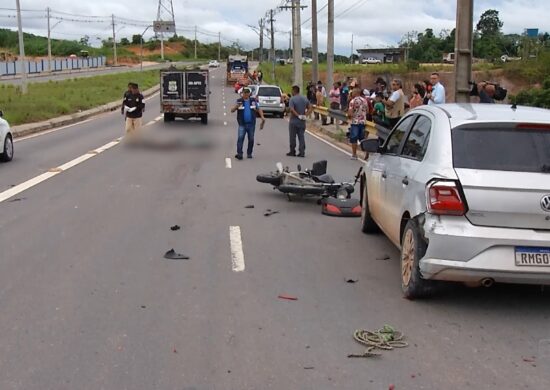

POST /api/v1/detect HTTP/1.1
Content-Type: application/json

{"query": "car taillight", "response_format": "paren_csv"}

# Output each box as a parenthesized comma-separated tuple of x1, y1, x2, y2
(426, 180, 466, 216)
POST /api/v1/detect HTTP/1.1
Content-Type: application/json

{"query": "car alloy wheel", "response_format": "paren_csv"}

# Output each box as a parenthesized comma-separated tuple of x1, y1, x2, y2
(401, 229, 415, 287)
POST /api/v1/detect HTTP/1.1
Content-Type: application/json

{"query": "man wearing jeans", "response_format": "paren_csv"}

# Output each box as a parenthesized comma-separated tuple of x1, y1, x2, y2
(347, 87, 368, 160)
(287, 85, 312, 157)
(230, 87, 265, 160)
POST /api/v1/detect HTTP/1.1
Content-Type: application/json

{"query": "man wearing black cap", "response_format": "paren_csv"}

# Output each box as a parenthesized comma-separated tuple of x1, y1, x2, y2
(230, 87, 265, 160)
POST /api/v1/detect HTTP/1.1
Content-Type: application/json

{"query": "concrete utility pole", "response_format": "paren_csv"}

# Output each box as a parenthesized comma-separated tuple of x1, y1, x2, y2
(311, 0, 319, 84)
(218, 32, 221, 62)
(292, 0, 303, 88)
(194, 25, 198, 59)
(111, 14, 118, 66)
(454, 0, 474, 103)
(326, 0, 334, 90)
(16, 0, 27, 93)
(259, 19, 264, 63)
(46, 7, 52, 73)
(269, 9, 275, 80)
(350, 34, 354, 64)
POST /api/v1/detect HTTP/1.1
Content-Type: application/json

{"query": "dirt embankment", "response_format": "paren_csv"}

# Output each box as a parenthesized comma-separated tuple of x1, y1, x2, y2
(323, 68, 527, 103)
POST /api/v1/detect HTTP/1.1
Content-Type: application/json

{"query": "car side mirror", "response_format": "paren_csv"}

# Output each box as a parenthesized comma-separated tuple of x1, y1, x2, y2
(360, 138, 381, 153)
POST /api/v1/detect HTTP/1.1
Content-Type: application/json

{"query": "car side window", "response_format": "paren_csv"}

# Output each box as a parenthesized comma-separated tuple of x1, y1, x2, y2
(402, 115, 431, 161)
(384, 115, 416, 155)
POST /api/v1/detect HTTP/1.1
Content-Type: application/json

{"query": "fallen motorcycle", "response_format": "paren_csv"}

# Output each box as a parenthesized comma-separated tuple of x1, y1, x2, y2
(256, 160, 363, 217)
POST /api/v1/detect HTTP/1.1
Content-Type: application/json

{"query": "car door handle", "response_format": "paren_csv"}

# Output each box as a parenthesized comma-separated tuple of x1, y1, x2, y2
(382, 172, 387, 179)
(402, 177, 409, 185)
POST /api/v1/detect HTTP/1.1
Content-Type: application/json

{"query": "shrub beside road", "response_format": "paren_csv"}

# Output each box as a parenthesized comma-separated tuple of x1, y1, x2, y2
(0, 70, 159, 126)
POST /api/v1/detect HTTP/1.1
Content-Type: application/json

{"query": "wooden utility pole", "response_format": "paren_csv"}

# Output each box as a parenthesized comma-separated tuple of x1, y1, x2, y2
(111, 15, 118, 66)
(350, 34, 354, 64)
(194, 25, 198, 59)
(454, 0, 474, 103)
(326, 0, 334, 90)
(311, 0, 319, 84)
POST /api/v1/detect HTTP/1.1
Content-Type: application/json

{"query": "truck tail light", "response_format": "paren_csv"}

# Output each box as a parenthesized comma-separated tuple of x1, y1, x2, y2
(426, 180, 467, 216)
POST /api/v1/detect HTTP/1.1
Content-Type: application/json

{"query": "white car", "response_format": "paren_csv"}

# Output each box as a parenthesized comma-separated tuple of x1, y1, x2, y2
(208, 60, 220, 68)
(0, 110, 14, 162)
(360, 104, 550, 298)
(362, 57, 382, 64)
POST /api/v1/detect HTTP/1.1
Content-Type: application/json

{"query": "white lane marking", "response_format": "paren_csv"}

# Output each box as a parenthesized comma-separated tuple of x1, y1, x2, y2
(224, 112, 227, 116)
(229, 226, 245, 272)
(225, 157, 232, 168)
(224, 121, 227, 126)
(0, 138, 121, 203)
(145, 115, 163, 126)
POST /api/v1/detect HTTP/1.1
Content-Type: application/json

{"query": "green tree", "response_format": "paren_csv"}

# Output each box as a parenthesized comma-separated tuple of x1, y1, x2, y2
(132, 34, 142, 45)
(79, 35, 90, 46)
(120, 37, 130, 46)
(476, 9, 503, 38)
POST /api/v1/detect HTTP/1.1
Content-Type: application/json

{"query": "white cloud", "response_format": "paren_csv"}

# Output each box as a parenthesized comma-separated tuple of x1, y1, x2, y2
(1, 0, 548, 54)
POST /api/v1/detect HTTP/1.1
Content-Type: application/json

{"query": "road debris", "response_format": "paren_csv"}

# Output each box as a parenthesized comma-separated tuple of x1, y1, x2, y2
(170, 225, 181, 231)
(278, 294, 298, 301)
(303, 366, 315, 370)
(8, 197, 26, 202)
(346, 279, 359, 284)
(264, 209, 280, 217)
(376, 255, 391, 261)
(140, 305, 146, 309)
(164, 249, 190, 260)
(348, 325, 408, 358)
(244, 205, 255, 209)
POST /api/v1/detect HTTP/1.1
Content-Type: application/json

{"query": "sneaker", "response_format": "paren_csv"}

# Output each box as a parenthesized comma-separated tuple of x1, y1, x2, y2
(235, 154, 243, 160)
(286, 152, 296, 156)
(297, 153, 305, 158)
(350, 155, 358, 160)
(247, 155, 253, 159)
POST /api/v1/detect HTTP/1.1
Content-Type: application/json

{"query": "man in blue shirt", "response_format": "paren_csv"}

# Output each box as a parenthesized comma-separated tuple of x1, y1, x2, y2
(230, 87, 265, 160)
(427, 72, 446, 105)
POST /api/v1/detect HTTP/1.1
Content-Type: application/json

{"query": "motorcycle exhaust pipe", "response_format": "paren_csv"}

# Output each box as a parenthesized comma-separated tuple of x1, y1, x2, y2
(480, 278, 495, 288)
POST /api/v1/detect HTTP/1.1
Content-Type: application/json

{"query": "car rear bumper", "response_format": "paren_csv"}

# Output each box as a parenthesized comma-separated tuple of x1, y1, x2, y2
(261, 105, 285, 114)
(420, 214, 550, 285)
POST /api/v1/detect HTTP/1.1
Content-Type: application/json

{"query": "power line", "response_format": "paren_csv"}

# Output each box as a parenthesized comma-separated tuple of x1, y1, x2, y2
(335, 0, 367, 19)
(302, 1, 328, 27)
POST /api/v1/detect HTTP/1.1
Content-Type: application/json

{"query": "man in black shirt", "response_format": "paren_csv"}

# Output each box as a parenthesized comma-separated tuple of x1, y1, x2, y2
(122, 83, 145, 138)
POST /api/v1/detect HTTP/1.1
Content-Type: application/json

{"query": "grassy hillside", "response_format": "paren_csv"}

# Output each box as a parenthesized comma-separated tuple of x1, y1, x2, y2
(0, 70, 159, 125)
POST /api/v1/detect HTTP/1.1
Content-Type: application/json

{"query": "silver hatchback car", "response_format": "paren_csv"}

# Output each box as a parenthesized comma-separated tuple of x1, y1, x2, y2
(360, 104, 550, 298)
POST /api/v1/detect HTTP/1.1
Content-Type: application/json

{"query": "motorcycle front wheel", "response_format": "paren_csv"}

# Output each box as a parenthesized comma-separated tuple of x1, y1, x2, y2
(256, 173, 282, 186)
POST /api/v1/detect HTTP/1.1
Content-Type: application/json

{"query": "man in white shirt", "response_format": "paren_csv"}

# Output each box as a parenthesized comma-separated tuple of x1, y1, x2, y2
(427, 72, 445, 105)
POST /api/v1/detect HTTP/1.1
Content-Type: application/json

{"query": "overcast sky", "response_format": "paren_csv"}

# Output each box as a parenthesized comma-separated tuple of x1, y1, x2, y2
(1, 0, 548, 55)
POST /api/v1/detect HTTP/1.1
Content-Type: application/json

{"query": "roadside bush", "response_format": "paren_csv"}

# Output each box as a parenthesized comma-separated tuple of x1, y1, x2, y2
(405, 60, 420, 71)
(511, 76, 550, 109)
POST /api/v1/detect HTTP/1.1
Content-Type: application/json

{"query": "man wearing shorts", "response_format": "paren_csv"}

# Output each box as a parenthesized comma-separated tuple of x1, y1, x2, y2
(347, 87, 368, 160)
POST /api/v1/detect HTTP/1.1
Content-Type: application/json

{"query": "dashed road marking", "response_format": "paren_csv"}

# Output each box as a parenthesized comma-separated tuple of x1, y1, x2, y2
(224, 121, 227, 126)
(225, 157, 232, 168)
(229, 226, 245, 272)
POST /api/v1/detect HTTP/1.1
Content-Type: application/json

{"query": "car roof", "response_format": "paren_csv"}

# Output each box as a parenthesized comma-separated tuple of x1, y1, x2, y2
(419, 103, 550, 127)
(257, 84, 281, 89)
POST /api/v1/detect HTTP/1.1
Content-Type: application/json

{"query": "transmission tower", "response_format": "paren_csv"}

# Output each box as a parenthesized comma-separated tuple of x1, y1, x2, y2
(156, 0, 176, 60)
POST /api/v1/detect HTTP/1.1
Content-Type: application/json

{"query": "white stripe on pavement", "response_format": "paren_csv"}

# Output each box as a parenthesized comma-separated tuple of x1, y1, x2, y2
(225, 157, 232, 169)
(229, 226, 245, 272)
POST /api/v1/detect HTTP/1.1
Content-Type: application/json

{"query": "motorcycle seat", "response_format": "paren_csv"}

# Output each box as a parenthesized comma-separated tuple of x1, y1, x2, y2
(314, 174, 335, 184)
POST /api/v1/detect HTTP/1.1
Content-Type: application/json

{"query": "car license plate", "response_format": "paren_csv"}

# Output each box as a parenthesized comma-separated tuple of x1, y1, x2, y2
(515, 246, 550, 266)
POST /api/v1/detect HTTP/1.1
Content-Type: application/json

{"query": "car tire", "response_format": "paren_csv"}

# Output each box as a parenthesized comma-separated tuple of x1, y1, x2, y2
(164, 113, 175, 122)
(1, 134, 13, 162)
(360, 177, 378, 233)
(201, 114, 208, 125)
(400, 219, 435, 299)
(256, 173, 282, 186)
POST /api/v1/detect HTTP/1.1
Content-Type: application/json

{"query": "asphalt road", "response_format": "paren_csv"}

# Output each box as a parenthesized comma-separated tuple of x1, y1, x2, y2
(0, 67, 549, 390)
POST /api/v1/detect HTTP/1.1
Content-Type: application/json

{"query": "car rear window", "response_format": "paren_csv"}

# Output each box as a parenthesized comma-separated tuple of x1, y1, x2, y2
(452, 124, 550, 173)
(258, 87, 281, 97)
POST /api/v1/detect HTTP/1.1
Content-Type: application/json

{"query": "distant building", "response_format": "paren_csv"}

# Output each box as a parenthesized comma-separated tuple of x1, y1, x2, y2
(356, 47, 408, 63)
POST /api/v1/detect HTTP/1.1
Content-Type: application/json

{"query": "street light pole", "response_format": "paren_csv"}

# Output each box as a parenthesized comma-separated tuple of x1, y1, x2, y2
(140, 25, 153, 72)
(16, 0, 27, 93)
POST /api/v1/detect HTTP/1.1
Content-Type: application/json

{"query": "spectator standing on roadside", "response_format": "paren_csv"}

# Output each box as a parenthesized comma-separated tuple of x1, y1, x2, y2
(317, 80, 327, 99)
(340, 81, 349, 111)
(373, 93, 388, 127)
(257, 70, 263, 84)
(230, 87, 266, 160)
(427, 72, 446, 105)
(383, 79, 405, 128)
(347, 87, 368, 160)
(477, 82, 496, 103)
(287, 85, 312, 157)
(328, 82, 341, 124)
(409, 83, 425, 109)
(315, 85, 328, 125)
(422, 79, 431, 105)
(121, 82, 145, 140)
(306, 81, 316, 111)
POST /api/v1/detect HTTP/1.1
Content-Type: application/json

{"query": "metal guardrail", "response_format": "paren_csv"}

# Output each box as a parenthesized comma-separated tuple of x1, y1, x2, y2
(311, 105, 390, 141)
